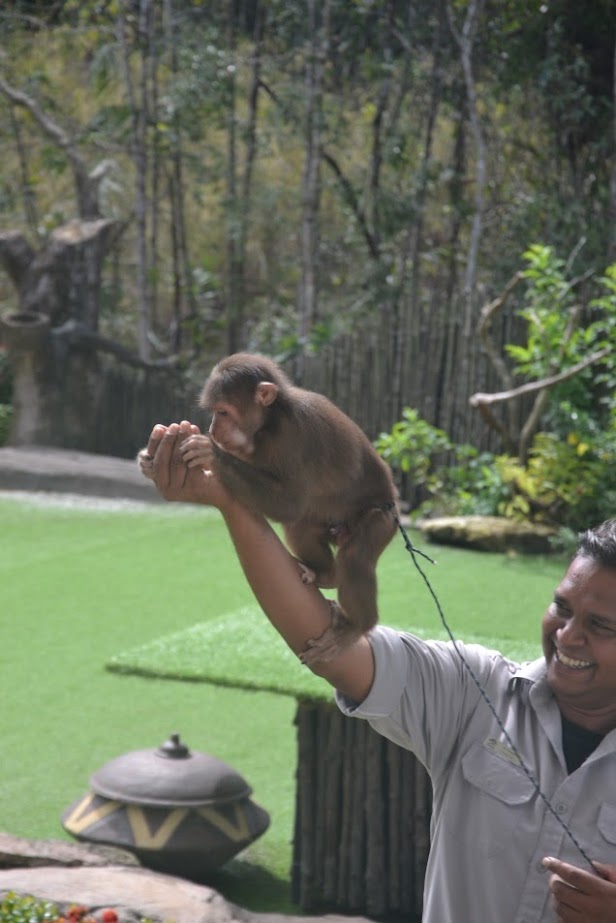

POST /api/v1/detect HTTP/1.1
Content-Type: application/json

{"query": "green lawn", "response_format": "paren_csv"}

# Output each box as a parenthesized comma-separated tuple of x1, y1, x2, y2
(0, 492, 567, 911)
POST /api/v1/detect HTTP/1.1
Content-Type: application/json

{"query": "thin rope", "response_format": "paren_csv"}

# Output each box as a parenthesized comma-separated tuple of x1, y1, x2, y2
(385, 503, 601, 876)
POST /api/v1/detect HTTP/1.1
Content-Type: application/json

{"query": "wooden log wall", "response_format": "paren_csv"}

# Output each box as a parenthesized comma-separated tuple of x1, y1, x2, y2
(6, 291, 526, 462)
(292, 700, 431, 921)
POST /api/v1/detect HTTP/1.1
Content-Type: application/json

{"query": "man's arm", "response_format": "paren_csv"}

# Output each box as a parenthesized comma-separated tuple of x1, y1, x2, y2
(543, 857, 616, 922)
(145, 421, 376, 703)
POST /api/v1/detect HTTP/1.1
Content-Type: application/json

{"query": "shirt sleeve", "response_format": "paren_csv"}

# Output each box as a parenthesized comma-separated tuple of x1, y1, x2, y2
(336, 625, 498, 772)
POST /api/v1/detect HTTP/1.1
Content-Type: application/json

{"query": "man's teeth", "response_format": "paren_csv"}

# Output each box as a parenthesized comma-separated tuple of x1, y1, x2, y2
(555, 648, 592, 669)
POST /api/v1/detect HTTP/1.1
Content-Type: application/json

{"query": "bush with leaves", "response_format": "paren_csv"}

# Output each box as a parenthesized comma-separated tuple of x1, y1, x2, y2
(0, 892, 158, 923)
(495, 425, 616, 531)
(374, 407, 453, 483)
(0, 403, 13, 446)
(374, 402, 616, 531)
(374, 408, 510, 518)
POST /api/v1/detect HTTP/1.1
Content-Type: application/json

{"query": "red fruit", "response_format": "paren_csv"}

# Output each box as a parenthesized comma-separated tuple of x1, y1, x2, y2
(68, 907, 88, 921)
(101, 910, 119, 923)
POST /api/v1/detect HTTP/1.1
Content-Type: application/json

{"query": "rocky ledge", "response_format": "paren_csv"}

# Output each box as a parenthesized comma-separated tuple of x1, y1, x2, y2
(0, 833, 370, 923)
(417, 515, 557, 554)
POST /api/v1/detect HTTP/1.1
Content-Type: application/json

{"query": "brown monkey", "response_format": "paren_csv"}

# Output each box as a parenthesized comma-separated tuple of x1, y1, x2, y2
(182, 353, 399, 663)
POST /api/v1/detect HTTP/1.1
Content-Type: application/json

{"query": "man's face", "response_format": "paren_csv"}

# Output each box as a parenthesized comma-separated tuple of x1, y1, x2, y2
(542, 555, 616, 732)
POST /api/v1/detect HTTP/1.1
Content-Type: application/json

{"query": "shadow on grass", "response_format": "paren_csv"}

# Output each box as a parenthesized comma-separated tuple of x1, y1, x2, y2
(205, 857, 299, 913)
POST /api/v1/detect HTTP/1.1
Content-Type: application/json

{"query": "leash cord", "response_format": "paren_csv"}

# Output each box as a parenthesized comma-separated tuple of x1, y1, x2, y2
(386, 504, 600, 876)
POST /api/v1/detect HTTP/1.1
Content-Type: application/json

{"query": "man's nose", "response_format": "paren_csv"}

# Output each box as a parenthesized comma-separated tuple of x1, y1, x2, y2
(557, 617, 586, 645)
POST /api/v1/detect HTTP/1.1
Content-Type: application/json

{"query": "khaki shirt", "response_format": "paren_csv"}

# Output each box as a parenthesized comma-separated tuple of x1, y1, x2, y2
(336, 626, 616, 923)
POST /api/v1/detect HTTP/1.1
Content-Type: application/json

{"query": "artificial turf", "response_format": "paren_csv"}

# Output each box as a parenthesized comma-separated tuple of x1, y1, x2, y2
(0, 492, 567, 911)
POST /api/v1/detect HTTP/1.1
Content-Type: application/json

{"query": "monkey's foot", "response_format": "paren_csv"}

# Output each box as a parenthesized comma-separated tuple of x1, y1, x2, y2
(299, 600, 358, 666)
(137, 450, 155, 480)
(297, 561, 317, 585)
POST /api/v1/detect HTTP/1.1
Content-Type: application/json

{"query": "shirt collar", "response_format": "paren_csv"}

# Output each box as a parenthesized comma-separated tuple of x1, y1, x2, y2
(511, 656, 548, 685)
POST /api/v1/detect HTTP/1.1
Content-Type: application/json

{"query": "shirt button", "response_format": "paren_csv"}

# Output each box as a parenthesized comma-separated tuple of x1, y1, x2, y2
(556, 803, 567, 813)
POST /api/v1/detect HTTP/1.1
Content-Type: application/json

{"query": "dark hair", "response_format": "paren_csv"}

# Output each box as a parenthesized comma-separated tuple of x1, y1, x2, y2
(576, 520, 616, 569)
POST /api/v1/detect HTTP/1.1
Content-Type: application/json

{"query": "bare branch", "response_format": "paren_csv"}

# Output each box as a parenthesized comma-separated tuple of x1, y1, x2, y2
(321, 150, 380, 260)
(477, 271, 523, 389)
(0, 76, 100, 218)
(52, 320, 176, 369)
(469, 347, 610, 407)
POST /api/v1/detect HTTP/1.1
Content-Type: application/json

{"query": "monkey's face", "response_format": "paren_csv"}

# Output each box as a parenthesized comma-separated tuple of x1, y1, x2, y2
(209, 401, 263, 458)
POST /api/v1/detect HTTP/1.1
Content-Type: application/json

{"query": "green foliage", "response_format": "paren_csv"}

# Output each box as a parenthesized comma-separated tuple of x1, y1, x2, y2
(587, 263, 616, 411)
(0, 345, 13, 443)
(374, 407, 453, 482)
(509, 246, 616, 391)
(0, 404, 13, 446)
(376, 398, 616, 531)
(427, 447, 511, 519)
(0, 346, 12, 404)
(0, 893, 60, 922)
(0, 892, 158, 923)
(499, 428, 616, 530)
(507, 245, 576, 376)
(375, 409, 512, 518)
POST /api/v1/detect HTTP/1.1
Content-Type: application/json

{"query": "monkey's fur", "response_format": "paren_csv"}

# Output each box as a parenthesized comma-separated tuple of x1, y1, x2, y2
(192, 354, 398, 663)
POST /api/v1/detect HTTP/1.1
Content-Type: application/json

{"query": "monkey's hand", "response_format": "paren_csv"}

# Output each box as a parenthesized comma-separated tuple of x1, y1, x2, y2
(180, 433, 216, 470)
(296, 561, 317, 586)
(137, 443, 161, 480)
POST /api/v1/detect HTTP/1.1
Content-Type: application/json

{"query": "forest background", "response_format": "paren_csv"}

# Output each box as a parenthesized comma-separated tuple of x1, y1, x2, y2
(0, 0, 615, 532)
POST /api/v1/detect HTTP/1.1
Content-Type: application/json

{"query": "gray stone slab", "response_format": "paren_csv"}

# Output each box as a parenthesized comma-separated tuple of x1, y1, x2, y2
(0, 446, 163, 502)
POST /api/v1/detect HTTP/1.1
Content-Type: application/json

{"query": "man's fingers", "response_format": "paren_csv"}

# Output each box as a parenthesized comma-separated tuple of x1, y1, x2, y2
(150, 424, 181, 490)
(543, 858, 595, 894)
(145, 424, 168, 458)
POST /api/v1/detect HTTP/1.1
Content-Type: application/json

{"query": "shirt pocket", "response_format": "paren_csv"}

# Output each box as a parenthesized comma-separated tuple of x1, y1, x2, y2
(441, 741, 538, 857)
(591, 802, 616, 865)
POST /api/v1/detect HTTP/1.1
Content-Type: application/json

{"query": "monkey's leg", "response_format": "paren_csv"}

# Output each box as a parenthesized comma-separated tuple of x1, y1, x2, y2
(283, 521, 337, 588)
(300, 507, 396, 665)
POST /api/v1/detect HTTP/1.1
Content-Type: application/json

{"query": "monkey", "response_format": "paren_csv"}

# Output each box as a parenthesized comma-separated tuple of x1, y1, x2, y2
(139, 352, 398, 665)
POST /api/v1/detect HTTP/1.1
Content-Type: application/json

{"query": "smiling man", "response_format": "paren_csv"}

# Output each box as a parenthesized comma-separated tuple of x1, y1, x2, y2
(142, 422, 616, 923)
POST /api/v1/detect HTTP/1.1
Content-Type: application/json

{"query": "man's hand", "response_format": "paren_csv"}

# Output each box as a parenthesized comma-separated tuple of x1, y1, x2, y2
(141, 420, 230, 507)
(543, 856, 616, 922)
(180, 432, 216, 469)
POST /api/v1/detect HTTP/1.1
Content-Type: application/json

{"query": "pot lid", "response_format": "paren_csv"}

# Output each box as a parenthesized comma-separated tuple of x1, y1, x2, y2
(89, 733, 252, 807)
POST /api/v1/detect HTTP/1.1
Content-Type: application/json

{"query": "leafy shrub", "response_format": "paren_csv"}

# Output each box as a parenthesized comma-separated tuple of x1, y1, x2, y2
(0, 403, 13, 446)
(0, 892, 157, 923)
(374, 407, 453, 484)
(497, 428, 616, 530)
(374, 408, 509, 517)
(0, 345, 12, 405)
(0, 892, 59, 923)
(375, 405, 616, 530)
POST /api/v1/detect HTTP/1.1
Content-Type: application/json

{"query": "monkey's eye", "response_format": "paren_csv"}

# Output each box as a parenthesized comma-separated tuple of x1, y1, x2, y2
(216, 409, 228, 417)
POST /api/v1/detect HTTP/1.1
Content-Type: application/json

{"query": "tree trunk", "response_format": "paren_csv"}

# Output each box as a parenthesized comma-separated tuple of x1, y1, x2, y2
(292, 699, 429, 919)
(609, 33, 616, 264)
(117, 0, 153, 361)
(0, 218, 125, 447)
(297, 0, 329, 380)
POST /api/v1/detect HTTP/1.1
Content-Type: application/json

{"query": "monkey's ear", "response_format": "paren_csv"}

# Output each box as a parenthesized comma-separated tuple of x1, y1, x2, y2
(256, 381, 278, 406)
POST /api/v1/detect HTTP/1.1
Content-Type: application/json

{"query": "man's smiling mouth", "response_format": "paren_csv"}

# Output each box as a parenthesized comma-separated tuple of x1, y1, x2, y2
(554, 647, 593, 670)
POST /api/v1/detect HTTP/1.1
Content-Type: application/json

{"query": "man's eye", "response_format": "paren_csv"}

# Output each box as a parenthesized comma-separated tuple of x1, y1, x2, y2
(591, 619, 616, 635)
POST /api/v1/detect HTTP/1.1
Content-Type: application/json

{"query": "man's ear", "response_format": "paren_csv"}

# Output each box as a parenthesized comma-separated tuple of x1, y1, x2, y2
(256, 381, 278, 406)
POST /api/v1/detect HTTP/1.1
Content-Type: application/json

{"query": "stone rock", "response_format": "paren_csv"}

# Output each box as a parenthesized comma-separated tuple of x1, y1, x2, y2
(0, 832, 139, 870)
(0, 834, 374, 923)
(0, 866, 243, 923)
(0, 446, 163, 502)
(417, 515, 557, 554)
